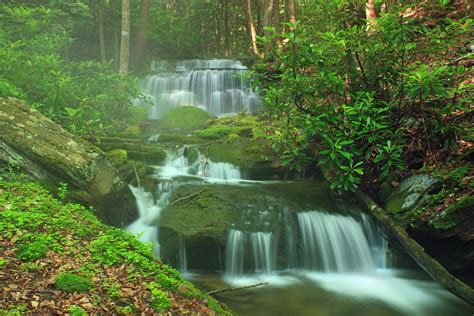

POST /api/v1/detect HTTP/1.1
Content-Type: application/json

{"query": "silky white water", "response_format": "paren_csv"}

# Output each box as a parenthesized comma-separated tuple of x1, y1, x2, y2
(136, 59, 260, 118)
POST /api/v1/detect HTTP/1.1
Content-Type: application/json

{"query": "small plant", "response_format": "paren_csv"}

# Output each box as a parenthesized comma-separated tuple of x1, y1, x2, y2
(57, 182, 68, 201)
(68, 306, 87, 316)
(55, 273, 93, 293)
(149, 282, 171, 312)
(16, 242, 48, 261)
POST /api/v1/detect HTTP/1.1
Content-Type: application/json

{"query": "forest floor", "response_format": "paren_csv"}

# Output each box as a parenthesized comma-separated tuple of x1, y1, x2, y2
(0, 179, 230, 315)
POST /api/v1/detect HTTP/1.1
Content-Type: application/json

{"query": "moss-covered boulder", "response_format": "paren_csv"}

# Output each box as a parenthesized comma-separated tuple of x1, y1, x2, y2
(385, 174, 441, 226)
(157, 106, 213, 132)
(0, 97, 138, 227)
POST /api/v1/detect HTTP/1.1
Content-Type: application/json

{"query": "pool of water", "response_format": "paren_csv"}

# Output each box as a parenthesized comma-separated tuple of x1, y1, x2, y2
(187, 269, 473, 316)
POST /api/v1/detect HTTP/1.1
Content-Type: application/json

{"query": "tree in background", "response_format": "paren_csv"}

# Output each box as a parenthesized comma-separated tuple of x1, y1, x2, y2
(133, 0, 151, 67)
(119, 0, 130, 75)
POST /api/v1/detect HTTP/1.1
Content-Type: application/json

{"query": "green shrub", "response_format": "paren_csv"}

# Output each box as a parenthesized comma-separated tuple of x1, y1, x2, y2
(16, 242, 48, 261)
(55, 273, 93, 293)
(68, 306, 87, 316)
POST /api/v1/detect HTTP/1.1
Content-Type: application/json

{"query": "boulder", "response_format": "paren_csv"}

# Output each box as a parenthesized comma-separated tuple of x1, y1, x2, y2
(0, 97, 138, 227)
(156, 106, 213, 132)
(385, 173, 441, 225)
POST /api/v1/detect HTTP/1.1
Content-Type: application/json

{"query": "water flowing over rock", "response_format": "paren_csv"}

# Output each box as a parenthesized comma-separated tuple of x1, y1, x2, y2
(136, 59, 260, 118)
(0, 97, 137, 226)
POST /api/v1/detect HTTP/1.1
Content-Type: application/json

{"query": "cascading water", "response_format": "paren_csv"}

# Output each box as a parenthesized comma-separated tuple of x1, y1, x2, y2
(137, 59, 260, 119)
(251, 232, 276, 274)
(225, 230, 245, 276)
(298, 211, 377, 272)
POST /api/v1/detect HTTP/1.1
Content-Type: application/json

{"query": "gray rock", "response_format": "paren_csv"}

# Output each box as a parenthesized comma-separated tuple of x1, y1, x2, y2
(0, 97, 138, 227)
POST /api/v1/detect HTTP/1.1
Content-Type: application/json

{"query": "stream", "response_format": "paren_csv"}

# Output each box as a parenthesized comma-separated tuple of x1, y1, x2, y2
(127, 59, 473, 315)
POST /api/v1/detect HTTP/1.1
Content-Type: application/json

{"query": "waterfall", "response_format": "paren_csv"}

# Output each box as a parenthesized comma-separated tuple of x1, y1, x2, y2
(127, 186, 162, 256)
(137, 59, 260, 118)
(361, 213, 389, 269)
(225, 229, 245, 277)
(251, 232, 276, 274)
(178, 236, 188, 275)
(298, 211, 376, 272)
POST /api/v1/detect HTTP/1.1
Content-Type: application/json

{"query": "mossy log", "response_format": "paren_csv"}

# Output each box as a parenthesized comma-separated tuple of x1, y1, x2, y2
(355, 191, 474, 305)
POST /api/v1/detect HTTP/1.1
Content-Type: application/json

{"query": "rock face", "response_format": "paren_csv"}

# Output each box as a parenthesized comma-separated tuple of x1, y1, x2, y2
(0, 97, 138, 227)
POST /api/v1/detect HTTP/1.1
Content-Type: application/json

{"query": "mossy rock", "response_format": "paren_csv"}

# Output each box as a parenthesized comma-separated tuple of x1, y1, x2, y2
(430, 194, 474, 240)
(122, 125, 142, 138)
(55, 273, 92, 293)
(158, 106, 213, 132)
(16, 242, 48, 261)
(106, 149, 128, 168)
(194, 126, 235, 139)
(385, 174, 441, 219)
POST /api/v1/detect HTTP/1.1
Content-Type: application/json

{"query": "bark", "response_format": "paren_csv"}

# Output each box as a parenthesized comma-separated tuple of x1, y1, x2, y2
(97, 0, 106, 63)
(272, 0, 280, 33)
(119, 0, 130, 75)
(242, 0, 260, 56)
(355, 191, 474, 306)
(365, 0, 377, 30)
(222, 0, 231, 57)
(133, 0, 151, 67)
(286, 0, 296, 24)
(110, 0, 120, 69)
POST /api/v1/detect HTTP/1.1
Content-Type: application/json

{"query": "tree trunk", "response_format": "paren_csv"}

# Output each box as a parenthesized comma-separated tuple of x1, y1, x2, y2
(110, 0, 120, 69)
(286, 0, 296, 24)
(97, 0, 106, 63)
(355, 192, 474, 306)
(223, 0, 231, 57)
(242, 0, 260, 57)
(272, 0, 280, 33)
(119, 0, 130, 75)
(366, 0, 377, 30)
(133, 0, 151, 67)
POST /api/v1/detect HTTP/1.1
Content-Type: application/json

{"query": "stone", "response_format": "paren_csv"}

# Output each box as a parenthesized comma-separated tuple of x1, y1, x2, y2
(385, 173, 441, 216)
(157, 106, 213, 132)
(106, 149, 128, 168)
(0, 97, 138, 227)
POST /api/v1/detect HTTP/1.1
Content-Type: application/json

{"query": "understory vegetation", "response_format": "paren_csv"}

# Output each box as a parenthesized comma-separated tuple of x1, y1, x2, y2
(0, 178, 228, 315)
(255, 2, 473, 200)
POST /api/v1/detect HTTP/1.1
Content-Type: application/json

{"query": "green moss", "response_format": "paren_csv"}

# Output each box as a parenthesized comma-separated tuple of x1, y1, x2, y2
(149, 282, 172, 311)
(16, 242, 48, 261)
(55, 273, 93, 293)
(431, 195, 474, 232)
(194, 126, 235, 139)
(158, 106, 212, 131)
(106, 149, 128, 167)
(122, 126, 142, 138)
(68, 306, 87, 316)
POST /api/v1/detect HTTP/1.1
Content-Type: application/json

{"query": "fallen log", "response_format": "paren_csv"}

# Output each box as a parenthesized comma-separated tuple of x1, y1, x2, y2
(355, 191, 474, 305)
(206, 282, 268, 295)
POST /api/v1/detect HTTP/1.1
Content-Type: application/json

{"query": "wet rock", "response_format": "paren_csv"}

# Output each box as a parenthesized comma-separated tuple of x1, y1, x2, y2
(156, 106, 212, 132)
(0, 97, 138, 227)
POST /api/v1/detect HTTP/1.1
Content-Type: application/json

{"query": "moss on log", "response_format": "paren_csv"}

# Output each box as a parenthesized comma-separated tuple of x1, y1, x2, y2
(355, 191, 474, 305)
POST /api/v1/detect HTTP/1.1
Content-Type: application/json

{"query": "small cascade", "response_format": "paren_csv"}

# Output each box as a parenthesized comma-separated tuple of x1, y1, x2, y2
(178, 236, 188, 275)
(137, 59, 260, 118)
(361, 213, 389, 268)
(225, 229, 245, 277)
(127, 186, 162, 256)
(157, 146, 242, 182)
(298, 211, 376, 272)
(250, 232, 276, 274)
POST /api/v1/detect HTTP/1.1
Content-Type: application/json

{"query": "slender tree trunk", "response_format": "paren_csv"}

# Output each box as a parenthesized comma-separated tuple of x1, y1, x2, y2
(272, 0, 280, 33)
(97, 0, 106, 63)
(119, 0, 130, 75)
(133, 0, 151, 67)
(242, 0, 260, 57)
(366, 0, 377, 30)
(110, 0, 120, 69)
(286, 0, 296, 24)
(223, 0, 231, 57)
